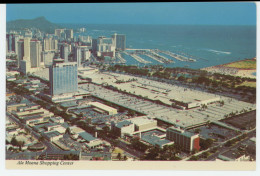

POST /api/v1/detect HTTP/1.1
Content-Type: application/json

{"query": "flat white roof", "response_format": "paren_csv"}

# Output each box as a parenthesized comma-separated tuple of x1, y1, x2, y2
(129, 116, 156, 126)
(89, 102, 117, 112)
(70, 126, 85, 134)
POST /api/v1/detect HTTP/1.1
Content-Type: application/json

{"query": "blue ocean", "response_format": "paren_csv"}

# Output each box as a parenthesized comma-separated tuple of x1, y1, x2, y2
(62, 24, 256, 69)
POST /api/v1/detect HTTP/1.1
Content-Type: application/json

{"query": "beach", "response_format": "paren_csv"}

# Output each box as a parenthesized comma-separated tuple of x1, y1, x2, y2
(201, 58, 256, 79)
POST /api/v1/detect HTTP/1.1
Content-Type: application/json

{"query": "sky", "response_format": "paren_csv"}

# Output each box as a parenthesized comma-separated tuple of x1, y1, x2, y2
(6, 2, 256, 25)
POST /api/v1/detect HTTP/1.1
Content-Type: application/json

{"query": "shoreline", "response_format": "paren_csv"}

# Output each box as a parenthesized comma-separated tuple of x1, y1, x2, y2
(201, 58, 256, 79)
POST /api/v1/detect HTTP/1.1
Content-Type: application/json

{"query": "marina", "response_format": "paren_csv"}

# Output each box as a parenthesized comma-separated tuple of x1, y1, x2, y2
(118, 49, 200, 65)
(115, 52, 126, 64)
(157, 50, 196, 62)
(144, 53, 164, 63)
(130, 53, 151, 64)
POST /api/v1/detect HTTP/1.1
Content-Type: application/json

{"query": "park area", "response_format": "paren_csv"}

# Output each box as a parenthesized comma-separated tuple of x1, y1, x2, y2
(224, 59, 256, 69)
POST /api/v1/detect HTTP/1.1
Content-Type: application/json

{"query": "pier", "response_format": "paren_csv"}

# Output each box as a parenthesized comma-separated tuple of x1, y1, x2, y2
(158, 50, 196, 62)
(149, 50, 174, 64)
(115, 52, 126, 64)
(130, 54, 151, 64)
(144, 53, 164, 63)
(126, 48, 151, 51)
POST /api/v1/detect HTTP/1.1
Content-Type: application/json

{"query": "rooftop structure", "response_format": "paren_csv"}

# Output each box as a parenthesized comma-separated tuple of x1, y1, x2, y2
(141, 135, 174, 149)
(42, 131, 63, 142)
(129, 116, 157, 131)
(89, 102, 117, 115)
(78, 72, 255, 128)
(78, 132, 97, 143)
(69, 126, 85, 134)
(50, 116, 65, 124)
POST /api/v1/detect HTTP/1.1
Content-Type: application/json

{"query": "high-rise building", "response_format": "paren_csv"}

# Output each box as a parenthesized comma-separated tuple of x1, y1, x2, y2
(6, 34, 20, 53)
(166, 126, 200, 152)
(64, 29, 73, 39)
(81, 47, 91, 61)
(6, 37, 8, 54)
(24, 30, 33, 38)
(17, 39, 24, 68)
(43, 38, 52, 51)
(112, 33, 126, 51)
(20, 60, 31, 74)
(49, 62, 78, 96)
(55, 29, 65, 38)
(6, 34, 12, 52)
(23, 37, 31, 62)
(92, 39, 98, 57)
(55, 29, 73, 40)
(42, 51, 55, 67)
(96, 36, 115, 58)
(30, 40, 42, 68)
(12, 34, 20, 54)
(60, 43, 69, 63)
(51, 39, 58, 51)
(73, 46, 82, 67)
(44, 37, 58, 51)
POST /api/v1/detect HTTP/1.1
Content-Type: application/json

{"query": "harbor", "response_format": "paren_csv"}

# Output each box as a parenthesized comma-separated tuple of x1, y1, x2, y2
(115, 52, 126, 64)
(157, 50, 196, 62)
(119, 48, 200, 65)
(130, 53, 151, 64)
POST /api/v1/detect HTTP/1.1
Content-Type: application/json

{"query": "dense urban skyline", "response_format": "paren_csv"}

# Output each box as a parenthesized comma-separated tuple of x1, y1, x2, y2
(6, 2, 256, 25)
(3, 2, 257, 175)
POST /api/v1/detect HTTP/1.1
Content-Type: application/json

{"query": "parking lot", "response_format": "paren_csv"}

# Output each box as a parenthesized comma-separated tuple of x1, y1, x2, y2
(188, 124, 239, 142)
(221, 110, 256, 130)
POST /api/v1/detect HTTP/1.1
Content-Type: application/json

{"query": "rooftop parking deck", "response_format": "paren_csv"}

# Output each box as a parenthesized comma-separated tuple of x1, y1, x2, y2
(79, 80, 255, 128)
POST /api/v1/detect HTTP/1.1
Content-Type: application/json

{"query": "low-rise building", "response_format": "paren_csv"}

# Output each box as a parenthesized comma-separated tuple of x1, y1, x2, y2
(43, 123, 66, 134)
(78, 132, 103, 149)
(111, 120, 135, 137)
(166, 126, 200, 152)
(42, 131, 63, 142)
(218, 150, 250, 161)
(50, 116, 65, 124)
(129, 116, 157, 131)
(6, 103, 27, 112)
(22, 115, 50, 126)
(141, 134, 174, 149)
(69, 126, 85, 134)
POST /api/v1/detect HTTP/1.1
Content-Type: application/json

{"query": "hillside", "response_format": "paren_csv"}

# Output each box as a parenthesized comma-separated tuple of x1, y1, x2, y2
(7, 16, 61, 34)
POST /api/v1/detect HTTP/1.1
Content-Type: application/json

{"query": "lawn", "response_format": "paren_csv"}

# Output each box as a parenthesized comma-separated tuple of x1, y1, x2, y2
(238, 81, 256, 88)
(224, 59, 256, 69)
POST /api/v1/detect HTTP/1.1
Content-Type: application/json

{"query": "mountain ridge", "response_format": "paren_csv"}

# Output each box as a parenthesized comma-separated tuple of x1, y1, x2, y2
(7, 16, 61, 34)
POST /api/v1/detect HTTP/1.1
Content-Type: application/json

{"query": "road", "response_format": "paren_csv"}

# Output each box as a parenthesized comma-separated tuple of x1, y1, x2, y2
(6, 112, 65, 159)
(205, 129, 256, 161)
(102, 136, 144, 159)
(182, 128, 256, 161)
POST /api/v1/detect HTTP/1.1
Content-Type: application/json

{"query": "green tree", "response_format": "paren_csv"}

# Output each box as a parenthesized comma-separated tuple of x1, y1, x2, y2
(123, 155, 128, 161)
(117, 153, 121, 160)
(10, 137, 19, 146)
(189, 155, 199, 161)
(200, 138, 214, 150)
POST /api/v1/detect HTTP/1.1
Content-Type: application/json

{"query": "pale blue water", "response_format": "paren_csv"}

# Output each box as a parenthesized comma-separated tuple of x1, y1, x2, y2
(62, 24, 256, 69)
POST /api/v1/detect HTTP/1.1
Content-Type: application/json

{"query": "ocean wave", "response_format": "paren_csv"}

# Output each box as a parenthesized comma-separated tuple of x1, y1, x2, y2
(92, 29, 103, 32)
(207, 49, 231, 55)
